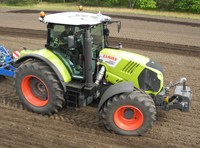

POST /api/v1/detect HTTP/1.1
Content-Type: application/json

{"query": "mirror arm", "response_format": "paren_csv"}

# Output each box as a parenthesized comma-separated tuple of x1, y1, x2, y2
(103, 20, 121, 32)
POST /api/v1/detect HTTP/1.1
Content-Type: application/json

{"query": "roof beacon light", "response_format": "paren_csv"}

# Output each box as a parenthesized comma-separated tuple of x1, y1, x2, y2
(39, 11, 45, 18)
(79, 5, 83, 11)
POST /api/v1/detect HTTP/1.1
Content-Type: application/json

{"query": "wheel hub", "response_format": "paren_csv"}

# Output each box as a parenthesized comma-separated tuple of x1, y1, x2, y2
(124, 108, 134, 119)
(114, 105, 144, 131)
(29, 78, 48, 101)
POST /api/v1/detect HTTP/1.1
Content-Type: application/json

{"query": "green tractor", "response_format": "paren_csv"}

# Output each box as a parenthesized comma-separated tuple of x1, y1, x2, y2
(14, 10, 192, 136)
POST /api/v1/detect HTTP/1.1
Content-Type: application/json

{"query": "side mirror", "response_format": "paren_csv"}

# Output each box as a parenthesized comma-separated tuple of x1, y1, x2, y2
(106, 20, 121, 33)
(68, 35, 75, 48)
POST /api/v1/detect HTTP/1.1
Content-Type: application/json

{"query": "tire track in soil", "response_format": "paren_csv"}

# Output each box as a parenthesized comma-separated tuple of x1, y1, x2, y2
(0, 28, 199, 147)
(0, 106, 143, 148)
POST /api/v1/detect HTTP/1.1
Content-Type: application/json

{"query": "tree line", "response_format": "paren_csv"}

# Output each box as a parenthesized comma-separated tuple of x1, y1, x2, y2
(1, 0, 200, 13)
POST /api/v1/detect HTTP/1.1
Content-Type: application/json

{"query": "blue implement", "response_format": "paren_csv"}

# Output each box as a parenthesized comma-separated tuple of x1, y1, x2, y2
(0, 45, 16, 77)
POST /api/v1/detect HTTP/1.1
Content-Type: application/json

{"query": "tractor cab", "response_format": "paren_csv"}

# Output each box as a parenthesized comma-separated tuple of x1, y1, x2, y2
(40, 11, 112, 80)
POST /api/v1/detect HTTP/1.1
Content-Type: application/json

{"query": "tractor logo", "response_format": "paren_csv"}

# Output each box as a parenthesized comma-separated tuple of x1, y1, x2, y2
(100, 54, 121, 68)
(102, 55, 117, 61)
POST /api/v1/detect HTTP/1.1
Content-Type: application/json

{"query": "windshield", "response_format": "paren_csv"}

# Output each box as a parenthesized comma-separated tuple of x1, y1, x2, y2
(47, 24, 84, 79)
(47, 24, 104, 50)
(47, 24, 80, 49)
(46, 23, 104, 78)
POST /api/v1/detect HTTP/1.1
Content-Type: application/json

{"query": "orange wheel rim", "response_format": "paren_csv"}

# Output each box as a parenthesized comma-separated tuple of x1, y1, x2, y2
(21, 75, 49, 107)
(114, 105, 144, 131)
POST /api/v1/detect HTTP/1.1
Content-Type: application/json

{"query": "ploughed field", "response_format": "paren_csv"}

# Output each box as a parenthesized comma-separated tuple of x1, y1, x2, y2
(0, 10, 199, 148)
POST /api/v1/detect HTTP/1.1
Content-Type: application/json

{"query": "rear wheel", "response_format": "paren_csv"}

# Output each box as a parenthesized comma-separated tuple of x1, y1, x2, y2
(102, 91, 156, 136)
(14, 60, 65, 115)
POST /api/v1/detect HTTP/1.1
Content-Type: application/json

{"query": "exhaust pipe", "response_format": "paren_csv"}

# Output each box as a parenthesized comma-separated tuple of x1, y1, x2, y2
(95, 66, 105, 85)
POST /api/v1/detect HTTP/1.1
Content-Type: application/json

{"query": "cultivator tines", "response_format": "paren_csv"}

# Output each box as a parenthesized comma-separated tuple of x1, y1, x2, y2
(0, 45, 16, 77)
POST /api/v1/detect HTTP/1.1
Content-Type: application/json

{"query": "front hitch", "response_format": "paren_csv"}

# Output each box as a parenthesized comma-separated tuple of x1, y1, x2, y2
(157, 77, 192, 112)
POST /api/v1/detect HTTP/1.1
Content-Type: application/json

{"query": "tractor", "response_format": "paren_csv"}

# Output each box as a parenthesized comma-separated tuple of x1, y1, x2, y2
(6, 9, 191, 136)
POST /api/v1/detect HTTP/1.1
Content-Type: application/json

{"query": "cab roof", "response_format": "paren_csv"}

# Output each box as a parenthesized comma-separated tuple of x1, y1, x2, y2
(40, 12, 111, 25)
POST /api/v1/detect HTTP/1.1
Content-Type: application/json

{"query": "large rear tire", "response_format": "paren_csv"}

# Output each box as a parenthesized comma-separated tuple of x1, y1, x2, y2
(102, 90, 156, 136)
(14, 60, 65, 115)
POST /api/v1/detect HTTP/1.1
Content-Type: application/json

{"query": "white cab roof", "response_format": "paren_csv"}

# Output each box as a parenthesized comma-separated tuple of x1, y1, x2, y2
(41, 12, 111, 25)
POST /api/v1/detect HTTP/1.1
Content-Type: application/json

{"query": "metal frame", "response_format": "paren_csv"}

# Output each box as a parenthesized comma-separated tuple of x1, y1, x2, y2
(0, 46, 16, 77)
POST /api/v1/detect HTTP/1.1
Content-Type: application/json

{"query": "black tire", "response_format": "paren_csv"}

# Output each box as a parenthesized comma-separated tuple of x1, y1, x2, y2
(102, 90, 156, 136)
(14, 60, 65, 115)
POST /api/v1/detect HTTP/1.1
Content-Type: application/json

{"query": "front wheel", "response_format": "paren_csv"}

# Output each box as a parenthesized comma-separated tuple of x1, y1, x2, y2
(14, 60, 65, 115)
(102, 91, 156, 136)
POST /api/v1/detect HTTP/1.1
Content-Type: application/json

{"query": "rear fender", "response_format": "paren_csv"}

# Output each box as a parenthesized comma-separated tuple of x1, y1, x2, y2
(16, 49, 71, 91)
(97, 82, 134, 112)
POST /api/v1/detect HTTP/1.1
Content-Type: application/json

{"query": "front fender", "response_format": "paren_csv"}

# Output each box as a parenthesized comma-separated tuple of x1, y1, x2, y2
(16, 49, 71, 90)
(97, 82, 134, 112)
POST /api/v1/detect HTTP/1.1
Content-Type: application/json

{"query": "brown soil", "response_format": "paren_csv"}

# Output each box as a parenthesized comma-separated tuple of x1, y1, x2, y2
(0, 34, 199, 148)
(0, 10, 199, 148)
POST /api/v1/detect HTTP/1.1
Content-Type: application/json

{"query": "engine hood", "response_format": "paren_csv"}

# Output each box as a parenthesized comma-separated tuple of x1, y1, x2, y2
(99, 48, 164, 95)
(100, 48, 163, 73)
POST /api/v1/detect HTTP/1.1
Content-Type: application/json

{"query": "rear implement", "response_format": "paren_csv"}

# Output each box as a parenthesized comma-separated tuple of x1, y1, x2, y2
(0, 45, 16, 77)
